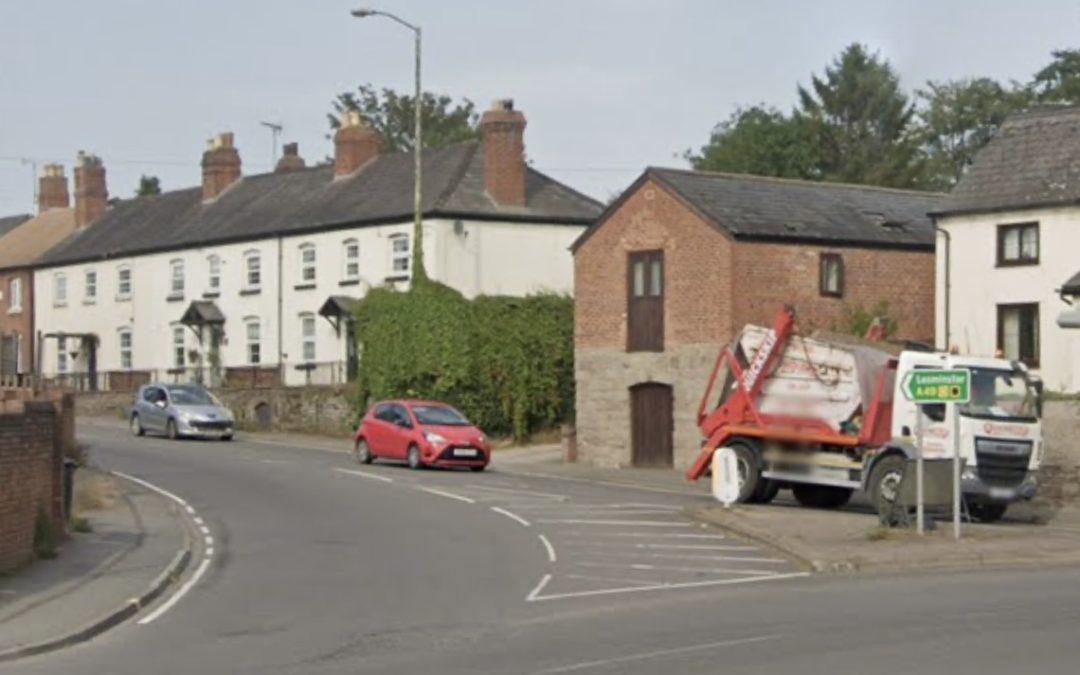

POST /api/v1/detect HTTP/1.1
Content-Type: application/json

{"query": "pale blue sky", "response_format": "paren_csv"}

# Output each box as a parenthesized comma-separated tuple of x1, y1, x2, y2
(1, 0, 1078, 215)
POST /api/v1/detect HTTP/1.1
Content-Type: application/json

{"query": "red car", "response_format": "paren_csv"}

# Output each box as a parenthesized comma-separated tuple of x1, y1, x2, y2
(354, 400, 491, 471)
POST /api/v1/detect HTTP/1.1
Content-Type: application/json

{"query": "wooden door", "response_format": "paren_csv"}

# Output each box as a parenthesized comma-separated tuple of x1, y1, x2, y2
(630, 383, 674, 467)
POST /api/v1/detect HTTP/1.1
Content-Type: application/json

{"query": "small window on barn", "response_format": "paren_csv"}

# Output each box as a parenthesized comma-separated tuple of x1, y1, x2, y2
(820, 253, 844, 298)
(627, 250, 664, 352)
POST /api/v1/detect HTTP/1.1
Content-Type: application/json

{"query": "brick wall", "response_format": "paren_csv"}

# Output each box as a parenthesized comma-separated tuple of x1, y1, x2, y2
(0, 268, 33, 375)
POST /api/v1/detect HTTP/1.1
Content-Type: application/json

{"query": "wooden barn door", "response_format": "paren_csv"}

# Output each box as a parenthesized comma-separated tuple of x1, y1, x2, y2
(630, 383, 674, 467)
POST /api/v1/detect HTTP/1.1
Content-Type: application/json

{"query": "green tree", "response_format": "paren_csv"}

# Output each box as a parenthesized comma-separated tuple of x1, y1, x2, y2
(328, 84, 480, 153)
(916, 78, 1030, 188)
(688, 105, 819, 178)
(135, 175, 161, 197)
(796, 43, 921, 188)
(1032, 49, 1080, 103)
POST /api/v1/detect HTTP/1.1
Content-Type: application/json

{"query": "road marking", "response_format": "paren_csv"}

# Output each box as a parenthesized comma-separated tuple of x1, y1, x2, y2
(576, 550, 787, 565)
(536, 519, 691, 527)
(193, 516, 204, 526)
(205, 548, 214, 557)
(332, 467, 393, 483)
(516, 509, 679, 517)
(526, 573, 552, 602)
(204, 535, 214, 547)
(491, 506, 531, 527)
(577, 561, 779, 576)
(137, 558, 213, 625)
(529, 634, 781, 673)
(418, 486, 476, 504)
(538, 534, 557, 562)
(563, 541, 757, 552)
(563, 573, 659, 588)
(502, 469, 708, 497)
(466, 484, 569, 500)
(527, 572, 809, 602)
(559, 531, 727, 540)
(112, 471, 189, 507)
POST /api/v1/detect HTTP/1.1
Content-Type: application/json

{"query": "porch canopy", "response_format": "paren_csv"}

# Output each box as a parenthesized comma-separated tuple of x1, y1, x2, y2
(318, 296, 358, 335)
(180, 300, 225, 342)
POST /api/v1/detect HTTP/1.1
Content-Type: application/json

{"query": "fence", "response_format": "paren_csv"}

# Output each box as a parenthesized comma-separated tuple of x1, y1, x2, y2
(289, 361, 351, 387)
(21, 361, 353, 393)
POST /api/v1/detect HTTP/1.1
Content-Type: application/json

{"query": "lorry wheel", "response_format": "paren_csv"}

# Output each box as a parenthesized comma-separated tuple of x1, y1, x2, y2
(792, 485, 853, 509)
(729, 440, 765, 504)
(756, 480, 781, 504)
(968, 501, 1007, 523)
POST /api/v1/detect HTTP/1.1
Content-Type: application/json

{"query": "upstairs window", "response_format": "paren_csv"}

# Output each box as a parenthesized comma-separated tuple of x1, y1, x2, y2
(8, 277, 21, 313)
(244, 251, 261, 291)
(119, 329, 133, 370)
(627, 250, 664, 352)
(117, 266, 132, 300)
(246, 319, 261, 364)
(343, 239, 359, 280)
(169, 259, 185, 297)
(208, 255, 221, 293)
(85, 270, 97, 303)
(820, 253, 844, 297)
(54, 273, 67, 306)
(390, 234, 411, 276)
(997, 222, 1039, 266)
(300, 244, 316, 284)
(300, 313, 316, 362)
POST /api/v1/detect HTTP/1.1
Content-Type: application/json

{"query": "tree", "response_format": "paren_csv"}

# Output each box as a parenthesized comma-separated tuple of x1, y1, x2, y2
(688, 105, 819, 179)
(328, 84, 480, 153)
(916, 78, 1030, 188)
(796, 43, 922, 188)
(1031, 49, 1080, 104)
(135, 175, 161, 197)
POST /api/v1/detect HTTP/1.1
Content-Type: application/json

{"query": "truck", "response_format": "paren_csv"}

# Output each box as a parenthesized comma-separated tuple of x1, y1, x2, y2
(686, 306, 1043, 522)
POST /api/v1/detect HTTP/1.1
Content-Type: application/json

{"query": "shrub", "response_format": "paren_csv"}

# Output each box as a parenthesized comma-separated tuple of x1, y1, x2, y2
(34, 506, 58, 559)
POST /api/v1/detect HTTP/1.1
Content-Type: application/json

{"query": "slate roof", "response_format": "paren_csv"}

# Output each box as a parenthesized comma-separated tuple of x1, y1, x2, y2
(937, 105, 1080, 216)
(0, 208, 78, 271)
(38, 142, 602, 268)
(573, 168, 943, 252)
(0, 213, 31, 240)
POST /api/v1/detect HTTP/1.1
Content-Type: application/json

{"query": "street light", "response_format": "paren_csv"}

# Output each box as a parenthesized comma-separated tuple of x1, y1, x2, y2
(350, 7, 425, 280)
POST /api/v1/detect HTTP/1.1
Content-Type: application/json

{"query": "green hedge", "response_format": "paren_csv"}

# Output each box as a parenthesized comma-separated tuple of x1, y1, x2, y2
(353, 282, 574, 441)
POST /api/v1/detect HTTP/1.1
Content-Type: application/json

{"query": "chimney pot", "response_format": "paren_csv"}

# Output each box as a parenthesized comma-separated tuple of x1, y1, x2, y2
(334, 112, 380, 176)
(38, 163, 70, 213)
(201, 131, 242, 200)
(73, 153, 107, 226)
(275, 142, 306, 173)
(480, 98, 527, 207)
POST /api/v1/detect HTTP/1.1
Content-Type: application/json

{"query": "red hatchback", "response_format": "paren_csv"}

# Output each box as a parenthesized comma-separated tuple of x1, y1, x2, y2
(354, 400, 491, 471)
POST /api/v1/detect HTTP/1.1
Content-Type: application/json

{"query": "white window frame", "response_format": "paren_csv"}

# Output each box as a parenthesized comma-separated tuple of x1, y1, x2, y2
(54, 272, 67, 306)
(244, 250, 261, 291)
(300, 313, 316, 363)
(343, 239, 359, 281)
(299, 243, 316, 284)
(245, 318, 261, 365)
(8, 277, 22, 313)
(208, 255, 221, 293)
(169, 259, 185, 297)
(172, 325, 186, 368)
(84, 269, 97, 303)
(389, 233, 411, 276)
(57, 336, 68, 374)
(118, 328, 133, 370)
(117, 265, 132, 301)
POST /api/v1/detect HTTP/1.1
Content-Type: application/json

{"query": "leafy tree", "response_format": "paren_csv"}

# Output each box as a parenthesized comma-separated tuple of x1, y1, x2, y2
(795, 43, 921, 188)
(1032, 49, 1080, 103)
(135, 175, 161, 197)
(688, 105, 819, 179)
(328, 84, 479, 153)
(916, 78, 1031, 188)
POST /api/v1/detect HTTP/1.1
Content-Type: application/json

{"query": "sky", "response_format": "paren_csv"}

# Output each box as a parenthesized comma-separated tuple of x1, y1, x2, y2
(1, 0, 1079, 216)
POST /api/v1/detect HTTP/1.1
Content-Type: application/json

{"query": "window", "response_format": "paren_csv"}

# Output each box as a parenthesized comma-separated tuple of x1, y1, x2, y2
(343, 239, 359, 280)
(300, 244, 316, 284)
(627, 250, 664, 352)
(997, 223, 1039, 266)
(84, 270, 97, 302)
(246, 319, 261, 365)
(390, 234, 411, 276)
(173, 326, 186, 368)
(208, 255, 221, 292)
(300, 313, 316, 362)
(998, 303, 1039, 367)
(119, 329, 133, 370)
(57, 336, 68, 374)
(117, 266, 132, 300)
(8, 277, 21, 313)
(170, 259, 184, 297)
(820, 253, 844, 297)
(245, 251, 261, 290)
(54, 273, 67, 306)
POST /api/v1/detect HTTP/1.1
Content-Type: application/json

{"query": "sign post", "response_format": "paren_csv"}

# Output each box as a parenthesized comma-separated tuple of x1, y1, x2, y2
(712, 447, 740, 508)
(900, 369, 972, 538)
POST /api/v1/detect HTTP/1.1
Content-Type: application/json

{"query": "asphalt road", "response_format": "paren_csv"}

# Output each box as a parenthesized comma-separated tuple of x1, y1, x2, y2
(6, 424, 1080, 674)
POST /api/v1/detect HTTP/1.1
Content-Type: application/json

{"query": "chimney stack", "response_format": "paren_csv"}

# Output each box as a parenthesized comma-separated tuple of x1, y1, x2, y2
(480, 99, 527, 207)
(275, 142, 306, 173)
(201, 132, 242, 201)
(334, 111, 380, 177)
(38, 164, 70, 213)
(74, 152, 108, 227)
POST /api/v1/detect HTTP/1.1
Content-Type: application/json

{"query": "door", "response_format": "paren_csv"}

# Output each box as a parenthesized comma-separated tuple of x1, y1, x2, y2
(366, 403, 395, 454)
(385, 404, 415, 459)
(630, 383, 674, 467)
(141, 386, 168, 432)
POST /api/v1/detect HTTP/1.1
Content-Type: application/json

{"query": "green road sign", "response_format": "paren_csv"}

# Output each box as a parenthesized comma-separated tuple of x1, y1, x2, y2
(901, 369, 971, 403)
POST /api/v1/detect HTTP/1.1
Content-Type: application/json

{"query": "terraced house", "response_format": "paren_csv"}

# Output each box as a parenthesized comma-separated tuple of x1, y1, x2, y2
(32, 100, 601, 390)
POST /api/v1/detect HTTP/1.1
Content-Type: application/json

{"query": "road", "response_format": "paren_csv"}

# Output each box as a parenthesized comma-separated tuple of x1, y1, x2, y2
(6, 424, 1080, 674)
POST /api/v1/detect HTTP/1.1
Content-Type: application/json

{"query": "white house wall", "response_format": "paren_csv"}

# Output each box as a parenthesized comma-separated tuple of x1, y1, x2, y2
(936, 205, 1080, 392)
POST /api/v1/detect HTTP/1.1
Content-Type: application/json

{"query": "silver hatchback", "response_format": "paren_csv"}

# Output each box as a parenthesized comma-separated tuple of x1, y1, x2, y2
(130, 383, 235, 440)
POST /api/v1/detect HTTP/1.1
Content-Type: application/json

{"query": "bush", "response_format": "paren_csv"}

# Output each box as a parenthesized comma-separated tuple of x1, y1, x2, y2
(843, 301, 897, 338)
(354, 282, 574, 441)
(34, 506, 58, 559)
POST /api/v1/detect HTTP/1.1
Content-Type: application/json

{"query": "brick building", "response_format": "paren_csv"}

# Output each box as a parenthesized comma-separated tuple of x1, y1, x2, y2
(571, 168, 942, 469)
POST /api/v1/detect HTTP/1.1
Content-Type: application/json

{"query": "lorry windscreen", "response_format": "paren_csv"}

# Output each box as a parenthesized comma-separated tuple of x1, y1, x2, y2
(959, 368, 1038, 422)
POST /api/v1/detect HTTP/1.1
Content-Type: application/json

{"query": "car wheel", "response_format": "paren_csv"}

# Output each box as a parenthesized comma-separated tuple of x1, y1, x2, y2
(968, 501, 1007, 523)
(221, 434, 233, 442)
(407, 444, 423, 470)
(355, 439, 374, 465)
(166, 418, 179, 441)
(470, 464, 487, 473)
(792, 484, 853, 509)
(130, 414, 145, 437)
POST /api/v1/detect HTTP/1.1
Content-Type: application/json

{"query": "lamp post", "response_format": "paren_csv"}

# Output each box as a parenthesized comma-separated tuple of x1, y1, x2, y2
(350, 8, 425, 280)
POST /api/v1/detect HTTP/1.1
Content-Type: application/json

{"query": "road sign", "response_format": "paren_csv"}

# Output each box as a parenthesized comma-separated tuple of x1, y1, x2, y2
(901, 369, 971, 404)
(712, 447, 740, 507)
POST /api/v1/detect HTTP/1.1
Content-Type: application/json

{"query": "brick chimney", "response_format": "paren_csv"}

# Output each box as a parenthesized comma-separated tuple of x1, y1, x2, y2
(38, 164, 70, 213)
(480, 99, 527, 207)
(74, 152, 108, 227)
(334, 111, 380, 177)
(275, 142, 306, 173)
(201, 132, 242, 201)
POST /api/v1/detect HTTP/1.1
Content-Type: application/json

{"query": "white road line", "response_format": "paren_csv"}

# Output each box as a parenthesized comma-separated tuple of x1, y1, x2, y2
(563, 541, 757, 552)
(137, 558, 213, 625)
(516, 509, 679, 518)
(332, 467, 393, 483)
(112, 471, 189, 507)
(530, 634, 781, 673)
(205, 548, 215, 557)
(538, 534, 557, 562)
(491, 506, 531, 527)
(204, 535, 214, 547)
(526, 573, 552, 602)
(465, 484, 569, 500)
(577, 561, 779, 576)
(563, 573, 659, 588)
(574, 550, 788, 564)
(193, 517, 204, 526)
(559, 531, 727, 540)
(527, 572, 810, 602)
(536, 519, 691, 527)
(502, 469, 708, 497)
(418, 486, 476, 504)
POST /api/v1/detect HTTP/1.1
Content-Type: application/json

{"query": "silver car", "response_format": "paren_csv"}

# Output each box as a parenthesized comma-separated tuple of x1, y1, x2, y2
(130, 383, 235, 441)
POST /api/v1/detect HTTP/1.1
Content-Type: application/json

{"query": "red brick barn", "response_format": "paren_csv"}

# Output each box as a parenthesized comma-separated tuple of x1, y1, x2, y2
(571, 168, 941, 469)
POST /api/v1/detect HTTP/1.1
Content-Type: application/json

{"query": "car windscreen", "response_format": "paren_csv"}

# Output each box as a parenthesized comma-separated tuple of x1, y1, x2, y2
(959, 368, 1038, 422)
(412, 405, 470, 426)
(167, 386, 216, 406)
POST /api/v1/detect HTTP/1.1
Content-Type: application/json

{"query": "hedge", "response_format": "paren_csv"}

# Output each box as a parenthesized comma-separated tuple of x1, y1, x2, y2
(353, 282, 574, 441)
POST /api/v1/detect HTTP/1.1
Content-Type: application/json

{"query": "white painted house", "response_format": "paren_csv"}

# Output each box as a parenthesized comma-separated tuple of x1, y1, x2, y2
(33, 100, 601, 389)
(933, 105, 1080, 392)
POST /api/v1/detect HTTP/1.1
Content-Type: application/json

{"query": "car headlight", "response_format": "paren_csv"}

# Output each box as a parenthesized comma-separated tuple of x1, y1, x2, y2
(424, 432, 447, 445)
(178, 411, 195, 422)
